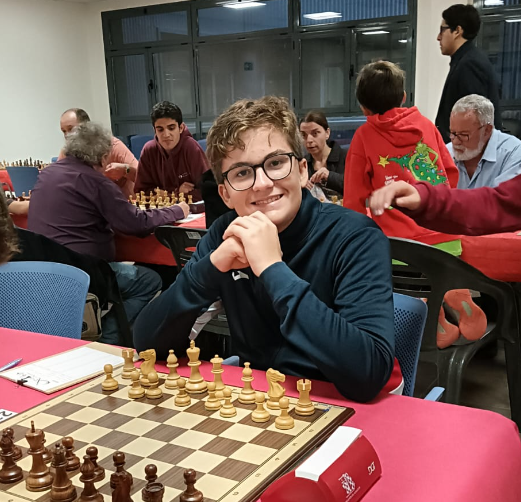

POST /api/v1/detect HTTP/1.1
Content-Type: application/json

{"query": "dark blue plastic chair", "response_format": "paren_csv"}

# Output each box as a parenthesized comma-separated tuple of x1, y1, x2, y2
(197, 139, 207, 152)
(0, 261, 90, 339)
(5, 166, 39, 196)
(130, 135, 154, 160)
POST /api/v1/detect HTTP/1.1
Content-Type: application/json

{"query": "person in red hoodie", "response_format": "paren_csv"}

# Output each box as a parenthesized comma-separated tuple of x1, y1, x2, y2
(344, 60, 486, 348)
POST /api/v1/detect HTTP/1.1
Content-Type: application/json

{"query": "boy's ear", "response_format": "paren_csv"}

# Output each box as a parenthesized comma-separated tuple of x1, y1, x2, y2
(218, 183, 235, 209)
(360, 105, 373, 117)
(402, 91, 407, 105)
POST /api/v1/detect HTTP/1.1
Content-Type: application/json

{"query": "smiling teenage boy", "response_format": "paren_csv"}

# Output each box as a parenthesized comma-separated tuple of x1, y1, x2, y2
(135, 101, 209, 201)
(133, 96, 401, 402)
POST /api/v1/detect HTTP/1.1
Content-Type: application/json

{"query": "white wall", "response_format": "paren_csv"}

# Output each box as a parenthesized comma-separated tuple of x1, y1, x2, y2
(414, 0, 472, 121)
(0, 0, 94, 161)
(0, 0, 471, 161)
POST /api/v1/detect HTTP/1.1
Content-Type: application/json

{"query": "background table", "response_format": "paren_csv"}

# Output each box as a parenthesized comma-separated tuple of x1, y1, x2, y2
(461, 232, 521, 282)
(2, 327, 521, 502)
(10, 213, 207, 267)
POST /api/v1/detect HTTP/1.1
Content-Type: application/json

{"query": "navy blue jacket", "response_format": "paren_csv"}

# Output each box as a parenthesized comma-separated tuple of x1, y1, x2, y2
(133, 190, 395, 402)
(436, 41, 502, 143)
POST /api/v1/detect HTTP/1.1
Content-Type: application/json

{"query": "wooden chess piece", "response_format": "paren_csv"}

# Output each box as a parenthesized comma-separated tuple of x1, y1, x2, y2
(145, 371, 163, 399)
(204, 381, 221, 411)
(50, 443, 77, 502)
(112, 471, 132, 502)
(295, 379, 315, 416)
(175, 378, 191, 407)
(121, 349, 135, 379)
(110, 451, 133, 490)
(42, 431, 52, 464)
(219, 387, 237, 418)
(180, 468, 203, 502)
(86, 446, 105, 483)
(128, 369, 145, 399)
(142, 464, 164, 502)
(251, 392, 270, 423)
(0, 429, 23, 483)
(266, 368, 286, 410)
(185, 340, 207, 394)
(139, 349, 157, 388)
(275, 397, 294, 430)
(210, 354, 225, 399)
(26, 421, 53, 491)
(4, 427, 22, 461)
(102, 364, 119, 391)
(165, 349, 180, 390)
(238, 362, 256, 404)
(62, 436, 80, 471)
(78, 455, 103, 502)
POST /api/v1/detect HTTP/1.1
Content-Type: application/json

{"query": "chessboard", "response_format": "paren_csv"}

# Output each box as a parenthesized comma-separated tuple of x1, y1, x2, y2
(129, 189, 192, 211)
(0, 367, 354, 502)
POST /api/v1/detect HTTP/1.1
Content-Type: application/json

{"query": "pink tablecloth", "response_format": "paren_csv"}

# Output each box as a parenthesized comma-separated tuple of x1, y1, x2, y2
(2, 327, 521, 502)
(461, 232, 521, 282)
(10, 213, 207, 267)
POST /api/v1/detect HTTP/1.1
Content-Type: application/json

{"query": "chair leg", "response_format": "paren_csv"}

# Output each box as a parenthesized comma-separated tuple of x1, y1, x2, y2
(503, 339, 521, 429)
(438, 353, 466, 405)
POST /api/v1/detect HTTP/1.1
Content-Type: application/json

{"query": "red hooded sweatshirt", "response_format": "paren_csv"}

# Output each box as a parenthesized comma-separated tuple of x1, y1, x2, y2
(135, 128, 209, 201)
(343, 107, 459, 245)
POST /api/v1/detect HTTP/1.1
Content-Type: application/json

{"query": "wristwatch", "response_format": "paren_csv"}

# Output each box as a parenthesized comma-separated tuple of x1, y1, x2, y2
(125, 165, 131, 174)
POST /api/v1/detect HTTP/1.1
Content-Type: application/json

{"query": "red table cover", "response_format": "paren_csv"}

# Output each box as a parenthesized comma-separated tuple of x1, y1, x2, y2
(2, 328, 521, 502)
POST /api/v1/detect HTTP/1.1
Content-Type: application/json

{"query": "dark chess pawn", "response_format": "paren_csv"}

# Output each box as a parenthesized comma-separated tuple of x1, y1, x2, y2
(4, 428, 22, 461)
(79, 455, 103, 502)
(141, 464, 164, 502)
(42, 431, 53, 464)
(62, 437, 80, 471)
(50, 443, 77, 502)
(26, 421, 53, 492)
(180, 469, 203, 502)
(110, 451, 133, 490)
(0, 429, 23, 484)
(87, 446, 105, 482)
(112, 471, 133, 502)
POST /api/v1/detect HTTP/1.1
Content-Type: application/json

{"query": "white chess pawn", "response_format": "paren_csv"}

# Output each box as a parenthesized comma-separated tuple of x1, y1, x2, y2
(219, 388, 237, 418)
(251, 392, 270, 423)
(175, 378, 191, 407)
(145, 371, 163, 399)
(205, 381, 221, 411)
(128, 370, 145, 399)
(102, 364, 118, 391)
(275, 397, 294, 430)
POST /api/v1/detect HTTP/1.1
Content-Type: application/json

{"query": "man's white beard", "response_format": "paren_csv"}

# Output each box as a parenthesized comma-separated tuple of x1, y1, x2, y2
(453, 133, 487, 162)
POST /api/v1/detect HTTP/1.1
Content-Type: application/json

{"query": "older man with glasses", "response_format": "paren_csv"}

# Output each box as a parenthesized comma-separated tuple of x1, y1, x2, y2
(447, 94, 521, 189)
(435, 4, 501, 143)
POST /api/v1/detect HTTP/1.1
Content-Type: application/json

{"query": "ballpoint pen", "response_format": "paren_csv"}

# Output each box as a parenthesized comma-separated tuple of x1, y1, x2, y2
(0, 358, 22, 372)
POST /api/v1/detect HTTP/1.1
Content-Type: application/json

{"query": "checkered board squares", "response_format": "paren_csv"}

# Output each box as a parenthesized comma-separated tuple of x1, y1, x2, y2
(0, 370, 354, 502)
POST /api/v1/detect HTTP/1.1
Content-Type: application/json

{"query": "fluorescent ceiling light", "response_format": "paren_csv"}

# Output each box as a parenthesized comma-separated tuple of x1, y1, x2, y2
(303, 12, 342, 21)
(361, 30, 390, 35)
(484, 0, 504, 5)
(398, 39, 407, 43)
(506, 18, 521, 22)
(223, 1, 266, 9)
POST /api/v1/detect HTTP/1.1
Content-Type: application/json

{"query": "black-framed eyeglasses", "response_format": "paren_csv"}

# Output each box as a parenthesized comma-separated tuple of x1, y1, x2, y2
(449, 124, 487, 143)
(439, 25, 451, 35)
(222, 152, 299, 191)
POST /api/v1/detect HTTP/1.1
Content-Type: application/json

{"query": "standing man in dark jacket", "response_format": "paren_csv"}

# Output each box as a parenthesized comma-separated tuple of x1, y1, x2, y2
(435, 4, 501, 143)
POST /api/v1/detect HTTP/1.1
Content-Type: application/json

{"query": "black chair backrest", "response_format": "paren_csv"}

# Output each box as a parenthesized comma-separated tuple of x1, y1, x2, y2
(389, 237, 518, 355)
(154, 226, 208, 273)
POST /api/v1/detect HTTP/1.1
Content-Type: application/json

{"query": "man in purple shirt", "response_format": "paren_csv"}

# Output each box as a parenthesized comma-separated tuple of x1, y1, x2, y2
(28, 122, 190, 344)
(135, 101, 209, 201)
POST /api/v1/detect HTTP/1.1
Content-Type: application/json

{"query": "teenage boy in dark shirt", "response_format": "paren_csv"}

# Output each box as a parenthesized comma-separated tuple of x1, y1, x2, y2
(134, 96, 401, 402)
